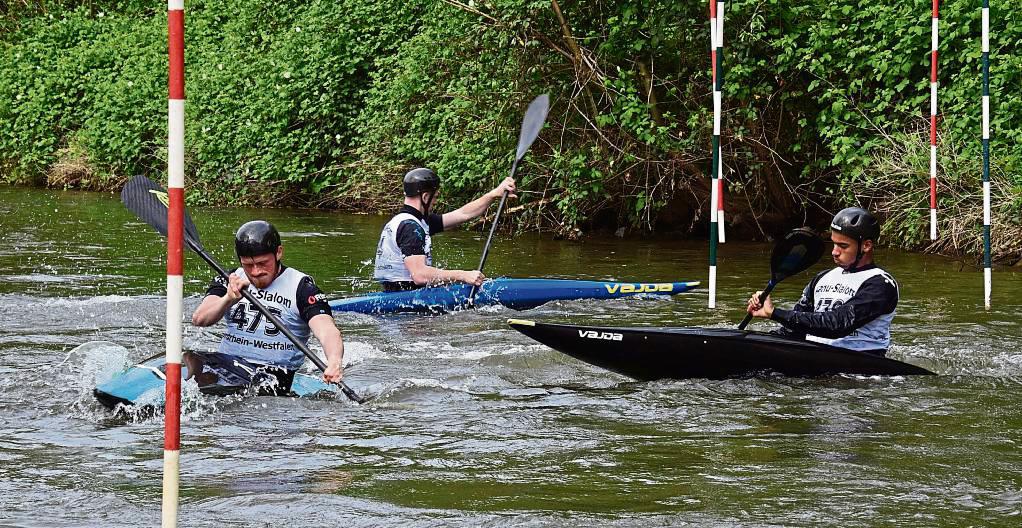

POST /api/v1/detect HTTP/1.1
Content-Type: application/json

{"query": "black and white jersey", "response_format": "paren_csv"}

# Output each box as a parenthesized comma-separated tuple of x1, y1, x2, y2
(205, 265, 330, 370)
(771, 265, 898, 353)
(372, 205, 444, 285)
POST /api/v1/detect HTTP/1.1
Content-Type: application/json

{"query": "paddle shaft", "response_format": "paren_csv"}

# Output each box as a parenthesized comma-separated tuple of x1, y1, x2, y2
(737, 279, 776, 330)
(468, 188, 511, 300)
(467, 94, 550, 304)
(186, 238, 365, 403)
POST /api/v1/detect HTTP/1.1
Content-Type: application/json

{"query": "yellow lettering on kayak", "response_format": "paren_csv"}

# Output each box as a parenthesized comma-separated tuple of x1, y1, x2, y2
(604, 283, 675, 294)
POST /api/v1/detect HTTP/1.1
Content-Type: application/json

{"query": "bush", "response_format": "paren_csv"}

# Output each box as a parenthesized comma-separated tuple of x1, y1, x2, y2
(1, 0, 1019, 256)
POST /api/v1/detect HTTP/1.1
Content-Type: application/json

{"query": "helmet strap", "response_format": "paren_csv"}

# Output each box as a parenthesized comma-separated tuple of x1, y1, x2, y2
(420, 191, 435, 215)
(849, 239, 864, 271)
(273, 247, 284, 275)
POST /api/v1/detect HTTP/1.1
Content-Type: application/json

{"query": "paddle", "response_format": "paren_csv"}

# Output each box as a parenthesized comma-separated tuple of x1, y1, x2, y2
(738, 227, 824, 330)
(121, 175, 366, 404)
(469, 93, 551, 303)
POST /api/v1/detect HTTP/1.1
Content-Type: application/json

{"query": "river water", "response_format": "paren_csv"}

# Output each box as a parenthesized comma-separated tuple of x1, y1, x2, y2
(1, 185, 1020, 526)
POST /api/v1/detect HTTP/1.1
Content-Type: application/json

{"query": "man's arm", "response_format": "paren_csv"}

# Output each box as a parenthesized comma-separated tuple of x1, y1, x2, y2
(308, 314, 344, 382)
(771, 275, 898, 338)
(770, 278, 817, 338)
(191, 274, 247, 327)
(393, 220, 484, 286)
(405, 255, 483, 287)
(441, 177, 516, 229)
(296, 277, 344, 383)
(749, 271, 822, 337)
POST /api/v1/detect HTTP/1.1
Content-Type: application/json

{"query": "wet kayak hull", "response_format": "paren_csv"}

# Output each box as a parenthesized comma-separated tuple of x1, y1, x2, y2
(329, 278, 700, 315)
(508, 319, 933, 380)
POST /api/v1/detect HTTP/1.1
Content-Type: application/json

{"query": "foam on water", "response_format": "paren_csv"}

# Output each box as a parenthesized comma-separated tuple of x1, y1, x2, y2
(368, 377, 476, 403)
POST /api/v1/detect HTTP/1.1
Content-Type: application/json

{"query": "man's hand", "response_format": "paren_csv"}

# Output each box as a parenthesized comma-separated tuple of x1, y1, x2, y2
(323, 360, 344, 383)
(192, 272, 251, 326)
(747, 291, 774, 319)
(488, 177, 517, 200)
(460, 270, 486, 287)
(226, 272, 250, 303)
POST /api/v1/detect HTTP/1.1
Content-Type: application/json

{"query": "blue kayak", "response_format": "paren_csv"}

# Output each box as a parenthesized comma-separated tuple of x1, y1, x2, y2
(93, 352, 337, 410)
(328, 278, 701, 315)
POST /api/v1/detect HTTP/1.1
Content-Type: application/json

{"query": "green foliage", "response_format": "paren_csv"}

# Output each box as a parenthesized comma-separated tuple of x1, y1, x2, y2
(0, 9, 163, 185)
(1, 0, 1020, 252)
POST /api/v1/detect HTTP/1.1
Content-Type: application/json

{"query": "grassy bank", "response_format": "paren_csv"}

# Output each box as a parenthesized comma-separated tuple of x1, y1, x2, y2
(1, 0, 1019, 263)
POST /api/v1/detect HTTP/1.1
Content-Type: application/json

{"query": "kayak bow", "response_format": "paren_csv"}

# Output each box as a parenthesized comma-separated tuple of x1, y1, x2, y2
(508, 319, 933, 380)
(329, 278, 700, 315)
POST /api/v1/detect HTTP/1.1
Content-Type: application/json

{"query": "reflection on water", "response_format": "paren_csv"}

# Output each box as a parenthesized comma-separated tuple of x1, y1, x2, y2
(1, 186, 1020, 526)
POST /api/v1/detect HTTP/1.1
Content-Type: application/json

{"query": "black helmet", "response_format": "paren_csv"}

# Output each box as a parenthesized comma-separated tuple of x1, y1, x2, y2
(830, 207, 880, 242)
(235, 220, 281, 258)
(403, 167, 440, 197)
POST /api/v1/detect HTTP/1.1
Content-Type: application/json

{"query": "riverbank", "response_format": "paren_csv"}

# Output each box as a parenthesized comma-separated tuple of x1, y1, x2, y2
(2, 1, 1020, 262)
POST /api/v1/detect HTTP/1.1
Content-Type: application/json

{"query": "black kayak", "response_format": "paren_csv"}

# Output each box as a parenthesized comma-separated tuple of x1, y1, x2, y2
(508, 319, 933, 380)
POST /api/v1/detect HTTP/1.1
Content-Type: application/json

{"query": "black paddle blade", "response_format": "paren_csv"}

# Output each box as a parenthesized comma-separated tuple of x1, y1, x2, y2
(770, 227, 824, 283)
(738, 227, 823, 330)
(121, 175, 203, 250)
(514, 94, 550, 161)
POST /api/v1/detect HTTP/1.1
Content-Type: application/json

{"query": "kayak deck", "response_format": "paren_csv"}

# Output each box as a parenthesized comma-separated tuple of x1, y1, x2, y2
(93, 352, 338, 410)
(508, 319, 933, 380)
(329, 277, 700, 315)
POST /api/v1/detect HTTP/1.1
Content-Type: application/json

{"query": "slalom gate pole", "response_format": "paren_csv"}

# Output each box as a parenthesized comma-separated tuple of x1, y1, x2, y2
(981, 0, 991, 309)
(715, 0, 726, 244)
(930, 0, 939, 240)
(708, 0, 719, 308)
(163, 1, 185, 526)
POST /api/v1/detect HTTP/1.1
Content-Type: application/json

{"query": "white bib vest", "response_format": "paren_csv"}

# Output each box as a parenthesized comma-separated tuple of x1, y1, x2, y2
(218, 267, 312, 370)
(805, 267, 898, 351)
(373, 212, 433, 283)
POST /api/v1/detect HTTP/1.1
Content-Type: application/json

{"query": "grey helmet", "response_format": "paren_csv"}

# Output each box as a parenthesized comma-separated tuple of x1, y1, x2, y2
(830, 207, 880, 242)
(403, 168, 440, 197)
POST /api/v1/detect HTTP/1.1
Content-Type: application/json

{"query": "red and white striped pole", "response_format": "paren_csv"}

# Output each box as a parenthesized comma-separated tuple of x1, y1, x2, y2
(708, 0, 719, 308)
(164, 1, 185, 526)
(715, 0, 726, 244)
(929, 0, 939, 240)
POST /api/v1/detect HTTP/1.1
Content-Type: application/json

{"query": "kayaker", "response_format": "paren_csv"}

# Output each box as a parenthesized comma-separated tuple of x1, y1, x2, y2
(188, 220, 345, 393)
(746, 207, 899, 356)
(373, 167, 516, 291)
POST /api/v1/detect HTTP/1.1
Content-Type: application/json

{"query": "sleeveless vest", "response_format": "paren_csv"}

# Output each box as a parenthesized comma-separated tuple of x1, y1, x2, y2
(805, 267, 898, 351)
(217, 267, 312, 370)
(373, 212, 433, 283)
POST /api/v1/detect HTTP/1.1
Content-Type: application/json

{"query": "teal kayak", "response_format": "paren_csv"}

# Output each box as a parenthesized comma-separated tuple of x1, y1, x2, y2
(93, 352, 337, 410)
(328, 277, 700, 315)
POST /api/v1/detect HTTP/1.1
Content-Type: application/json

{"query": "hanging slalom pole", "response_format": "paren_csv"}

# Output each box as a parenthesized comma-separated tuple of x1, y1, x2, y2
(715, 0, 726, 244)
(707, 0, 719, 308)
(981, 0, 991, 309)
(930, 0, 939, 240)
(163, 1, 185, 526)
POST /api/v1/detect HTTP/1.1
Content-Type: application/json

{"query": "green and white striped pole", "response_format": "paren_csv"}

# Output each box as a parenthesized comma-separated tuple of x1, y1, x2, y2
(930, 0, 939, 240)
(981, 0, 991, 309)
